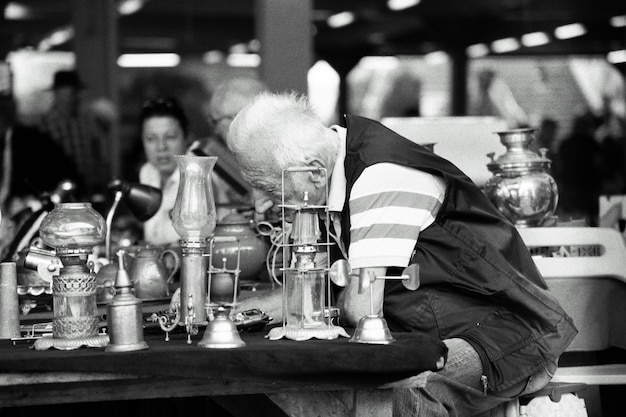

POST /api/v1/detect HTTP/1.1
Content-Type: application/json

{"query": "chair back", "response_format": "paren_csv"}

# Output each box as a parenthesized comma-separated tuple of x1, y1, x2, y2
(518, 227, 626, 352)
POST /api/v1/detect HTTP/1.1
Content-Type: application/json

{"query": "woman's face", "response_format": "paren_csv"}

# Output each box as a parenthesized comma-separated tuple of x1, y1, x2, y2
(142, 116, 187, 177)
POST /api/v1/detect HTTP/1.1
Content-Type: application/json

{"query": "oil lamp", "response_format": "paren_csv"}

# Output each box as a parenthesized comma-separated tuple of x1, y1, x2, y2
(267, 167, 348, 341)
(33, 202, 109, 350)
(170, 155, 218, 329)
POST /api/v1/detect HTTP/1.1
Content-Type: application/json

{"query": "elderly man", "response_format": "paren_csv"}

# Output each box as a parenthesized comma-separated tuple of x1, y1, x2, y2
(225, 92, 577, 416)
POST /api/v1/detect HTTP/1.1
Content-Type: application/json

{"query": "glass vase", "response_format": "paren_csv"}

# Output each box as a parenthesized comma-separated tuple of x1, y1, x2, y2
(171, 155, 218, 241)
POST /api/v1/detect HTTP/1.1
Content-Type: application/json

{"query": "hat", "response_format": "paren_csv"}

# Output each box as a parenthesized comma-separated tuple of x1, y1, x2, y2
(50, 70, 85, 90)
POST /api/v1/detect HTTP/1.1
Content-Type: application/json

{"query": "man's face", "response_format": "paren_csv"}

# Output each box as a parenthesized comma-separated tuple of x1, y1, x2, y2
(250, 172, 327, 223)
(53, 86, 79, 114)
(210, 113, 234, 143)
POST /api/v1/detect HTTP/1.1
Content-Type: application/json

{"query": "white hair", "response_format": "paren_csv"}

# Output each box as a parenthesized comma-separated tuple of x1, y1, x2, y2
(227, 92, 338, 197)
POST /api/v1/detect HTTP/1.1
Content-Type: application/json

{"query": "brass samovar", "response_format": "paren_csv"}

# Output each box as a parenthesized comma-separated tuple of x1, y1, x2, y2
(484, 128, 558, 227)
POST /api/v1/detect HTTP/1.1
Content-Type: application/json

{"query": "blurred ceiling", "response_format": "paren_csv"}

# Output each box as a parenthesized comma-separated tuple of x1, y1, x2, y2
(1, 0, 626, 67)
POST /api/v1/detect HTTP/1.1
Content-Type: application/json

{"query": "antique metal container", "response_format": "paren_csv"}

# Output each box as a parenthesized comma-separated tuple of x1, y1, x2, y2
(484, 128, 558, 227)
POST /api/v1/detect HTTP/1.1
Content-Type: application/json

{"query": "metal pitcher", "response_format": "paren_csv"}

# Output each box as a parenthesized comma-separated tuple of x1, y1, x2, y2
(129, 244, 181, 299)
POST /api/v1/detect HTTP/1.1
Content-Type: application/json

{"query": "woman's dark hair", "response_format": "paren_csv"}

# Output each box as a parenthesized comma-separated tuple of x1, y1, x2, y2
(140, 97, 189, 136)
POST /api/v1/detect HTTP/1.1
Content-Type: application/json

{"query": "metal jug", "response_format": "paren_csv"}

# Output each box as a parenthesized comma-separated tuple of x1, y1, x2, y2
(129, 244, 181, 299)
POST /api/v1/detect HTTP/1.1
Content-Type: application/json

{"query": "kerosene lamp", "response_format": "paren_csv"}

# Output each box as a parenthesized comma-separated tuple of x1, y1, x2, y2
(33, 202, 109, 350)
(167, 155, 218, 335)
(267, 167, 348, 341)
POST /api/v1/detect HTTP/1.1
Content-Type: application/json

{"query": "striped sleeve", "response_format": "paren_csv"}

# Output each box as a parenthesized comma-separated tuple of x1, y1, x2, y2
(348, 162, 445, 269)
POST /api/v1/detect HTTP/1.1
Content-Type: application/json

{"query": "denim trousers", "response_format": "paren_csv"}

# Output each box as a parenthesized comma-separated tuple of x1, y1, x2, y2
(392, 338, 554, 417)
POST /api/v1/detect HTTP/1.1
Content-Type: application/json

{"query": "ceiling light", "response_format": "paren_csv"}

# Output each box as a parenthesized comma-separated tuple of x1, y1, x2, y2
(610, 15, 626, 28)
(4, 2, 32, 20)
(521, 32, 549, 47)
(358, 56, 400, 70)
(38, 25, 75, 51)
(117, 0, 145, 16)
(466, 43, 489, 58)
(387, 0, 421, 11)
(424, 51, 449, 65)
(117, 53, 180, 68)
(226, 53, 261, 68)
(491, 37, 520, 53)
(607, 49, 626, 64)
(327, 11, 355, 28)
(554, 23, 586, 40)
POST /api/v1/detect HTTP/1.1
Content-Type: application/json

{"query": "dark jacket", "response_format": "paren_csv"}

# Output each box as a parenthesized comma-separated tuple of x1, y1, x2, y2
(7, 124, 78, 198)
(339, 115, 577, 392)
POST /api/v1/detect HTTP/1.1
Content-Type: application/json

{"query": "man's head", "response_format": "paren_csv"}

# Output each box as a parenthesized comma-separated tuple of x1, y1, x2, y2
(227, 92, 339, 215)
(207, 77, 268, 143)
(50, 70, 84, 115)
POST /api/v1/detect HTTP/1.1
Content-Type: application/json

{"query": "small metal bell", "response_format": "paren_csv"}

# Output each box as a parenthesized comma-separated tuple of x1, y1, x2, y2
(105, 250, 149, 352)
(349, 314, 396, 344)
(348, 269, 399, 345)
(198, 306, 246, 349)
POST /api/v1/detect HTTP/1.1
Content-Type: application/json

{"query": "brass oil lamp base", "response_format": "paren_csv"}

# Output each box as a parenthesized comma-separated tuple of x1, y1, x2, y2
(33, 334, 110, 351)
(267, 325, 349, 341)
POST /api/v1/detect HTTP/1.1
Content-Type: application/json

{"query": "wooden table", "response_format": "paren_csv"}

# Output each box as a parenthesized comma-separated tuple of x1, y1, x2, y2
(0, 318, 446, 417)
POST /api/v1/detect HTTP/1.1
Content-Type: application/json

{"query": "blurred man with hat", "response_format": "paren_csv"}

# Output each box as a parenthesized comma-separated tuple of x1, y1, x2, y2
(39, 69, 113, 199)
(0, 93, 78, 259)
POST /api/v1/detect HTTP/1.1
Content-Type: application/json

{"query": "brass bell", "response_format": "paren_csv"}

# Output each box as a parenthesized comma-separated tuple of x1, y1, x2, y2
(349, 269, 396, 345)
(349, 314, 396, 345)
(197, 306, 246, 349)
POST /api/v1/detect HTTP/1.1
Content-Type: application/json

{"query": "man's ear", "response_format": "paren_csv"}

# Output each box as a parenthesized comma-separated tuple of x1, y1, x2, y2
(307, 159, 327, 188)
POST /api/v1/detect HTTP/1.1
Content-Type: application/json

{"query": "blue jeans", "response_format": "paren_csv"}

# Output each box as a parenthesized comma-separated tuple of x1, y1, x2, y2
(393, 338, 554, 417)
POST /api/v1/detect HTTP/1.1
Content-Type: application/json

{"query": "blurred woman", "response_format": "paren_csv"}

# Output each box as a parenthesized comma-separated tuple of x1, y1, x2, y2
(138, 97, 190, 245)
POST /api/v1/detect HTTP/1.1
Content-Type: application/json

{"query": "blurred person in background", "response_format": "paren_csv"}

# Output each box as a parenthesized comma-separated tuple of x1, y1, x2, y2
(138, 97, 191, 246)
(38, 70, 114, 199)
(529, 118, 559, 161)
(555, 111, 604, 226)
(190, 77, 269, 221)
(0, 94, 77, 259)
(595, 109, 626, 196)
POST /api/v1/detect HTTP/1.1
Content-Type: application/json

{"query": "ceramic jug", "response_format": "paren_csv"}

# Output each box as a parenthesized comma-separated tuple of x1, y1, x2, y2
(212, 211, 270, 282)
(129, 244, 181, 299)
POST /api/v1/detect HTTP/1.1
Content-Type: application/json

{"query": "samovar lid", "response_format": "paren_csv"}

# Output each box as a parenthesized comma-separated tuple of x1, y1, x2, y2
(487, 128, 551, 173)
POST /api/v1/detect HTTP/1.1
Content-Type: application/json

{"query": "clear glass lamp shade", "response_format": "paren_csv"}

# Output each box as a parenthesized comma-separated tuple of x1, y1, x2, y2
(171, 155, 218, 241)
(39, 202, 106, 250)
